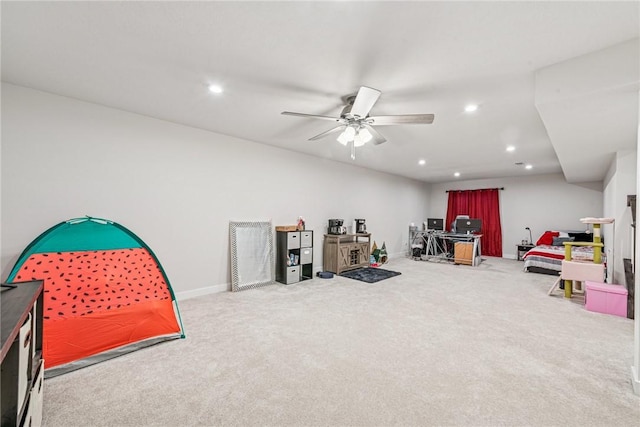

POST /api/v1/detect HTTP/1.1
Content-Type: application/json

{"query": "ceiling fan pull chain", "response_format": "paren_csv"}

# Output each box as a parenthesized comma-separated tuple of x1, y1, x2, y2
(351, 141, 356, 160)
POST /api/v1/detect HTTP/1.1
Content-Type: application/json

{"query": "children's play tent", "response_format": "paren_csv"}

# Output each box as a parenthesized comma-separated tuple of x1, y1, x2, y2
(7, 217, 185, 377)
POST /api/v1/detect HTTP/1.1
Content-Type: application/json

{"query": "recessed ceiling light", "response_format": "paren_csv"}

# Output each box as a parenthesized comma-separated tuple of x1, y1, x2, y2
(208, 84, 223, 94)
(454, 172, 460, 177)
(506, 145, 516, 152)
(525, 164, 533, 170)
(418, 159, 426, 166)
(464, 104, 478, 113)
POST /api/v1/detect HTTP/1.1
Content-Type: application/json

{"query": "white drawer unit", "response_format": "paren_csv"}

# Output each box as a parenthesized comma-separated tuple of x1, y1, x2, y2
(17, 313, 32, 415)
(276, 229, 313, 284)
(24, 360, 44, 427)
(300, 231, 313, 248)
(286, 232, 300, 249)
(286, 266, 300, 284)
(300, 247, 313, 265)
(31, 300, 37, 360)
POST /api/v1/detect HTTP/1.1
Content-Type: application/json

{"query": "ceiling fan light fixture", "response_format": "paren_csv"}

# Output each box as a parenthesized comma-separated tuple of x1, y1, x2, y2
(359, 127, 372, 143)
(337, 126, 357, 145)
(336, 131, 350, 145)
(353, 133, 366, 147)
(344, 126, 356, 139)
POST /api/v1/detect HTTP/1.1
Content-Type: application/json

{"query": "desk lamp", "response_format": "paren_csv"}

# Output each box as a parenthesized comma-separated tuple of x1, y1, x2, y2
(525, 227, 533, 245)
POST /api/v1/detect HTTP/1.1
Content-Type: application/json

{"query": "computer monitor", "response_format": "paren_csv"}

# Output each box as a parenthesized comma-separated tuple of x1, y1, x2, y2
(425, 218, 444, 231)
(450, 215, 469, 232)
(455, 218, 482, 234)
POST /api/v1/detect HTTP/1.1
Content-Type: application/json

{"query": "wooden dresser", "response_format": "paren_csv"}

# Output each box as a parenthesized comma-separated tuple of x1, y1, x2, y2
(323, 233, 371, 274)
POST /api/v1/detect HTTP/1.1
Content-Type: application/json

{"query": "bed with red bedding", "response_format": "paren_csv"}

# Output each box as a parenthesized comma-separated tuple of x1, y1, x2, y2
(523, 244, 595, 274)
(522, 230, 597, 275)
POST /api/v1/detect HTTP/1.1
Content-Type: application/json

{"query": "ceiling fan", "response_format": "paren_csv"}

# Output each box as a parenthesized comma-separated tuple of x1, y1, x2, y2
(281, 86, 434, 159)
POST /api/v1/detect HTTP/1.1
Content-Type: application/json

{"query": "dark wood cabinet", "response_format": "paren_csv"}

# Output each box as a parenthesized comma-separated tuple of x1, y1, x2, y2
(1, 281, 44, 427)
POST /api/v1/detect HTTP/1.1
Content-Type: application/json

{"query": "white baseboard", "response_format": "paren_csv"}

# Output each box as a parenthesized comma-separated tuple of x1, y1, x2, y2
(632, 365, 640, 395)
(393, 250, 517, 261)
(175, 282, 229, 300)
(176, 254, 413, 300)
(388, 251, 408, 259)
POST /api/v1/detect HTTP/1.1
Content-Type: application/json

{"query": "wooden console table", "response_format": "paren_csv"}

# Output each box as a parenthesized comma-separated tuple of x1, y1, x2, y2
(323, 233, 371, 274)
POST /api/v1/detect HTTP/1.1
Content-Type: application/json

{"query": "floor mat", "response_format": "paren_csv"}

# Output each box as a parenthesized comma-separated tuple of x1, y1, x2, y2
(340, 267, 401, 283)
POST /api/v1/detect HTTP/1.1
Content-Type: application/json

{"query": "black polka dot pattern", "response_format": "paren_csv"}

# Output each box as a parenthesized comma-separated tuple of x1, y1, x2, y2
(17, 248, 172, 319)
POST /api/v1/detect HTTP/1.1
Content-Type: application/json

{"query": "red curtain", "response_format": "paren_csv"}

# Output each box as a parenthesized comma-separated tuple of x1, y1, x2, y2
(445, 188, 503, 257)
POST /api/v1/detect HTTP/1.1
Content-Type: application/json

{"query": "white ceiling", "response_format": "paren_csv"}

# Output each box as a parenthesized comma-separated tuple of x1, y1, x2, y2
(2, 1, 639, 183)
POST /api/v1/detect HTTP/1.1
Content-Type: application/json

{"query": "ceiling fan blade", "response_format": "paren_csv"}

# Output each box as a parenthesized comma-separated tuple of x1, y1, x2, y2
(281, 111, 341, 122)
(363, 124, 387, 145)
(368, 114, 435, 125)
(308, 125, 346, 141)
(350, 86, 381, 118)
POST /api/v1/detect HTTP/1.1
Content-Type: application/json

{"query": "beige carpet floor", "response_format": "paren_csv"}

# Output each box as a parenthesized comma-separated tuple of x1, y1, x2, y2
(42, 256, 638, 426)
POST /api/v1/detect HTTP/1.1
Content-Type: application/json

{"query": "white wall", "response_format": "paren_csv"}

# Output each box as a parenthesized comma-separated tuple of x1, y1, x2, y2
(603, 150, 637, 284)
(633, 90, 640, 395)
(428, 174, 604, 258)
(535, 38, 639, 183)
(1, 84, 430, 297)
